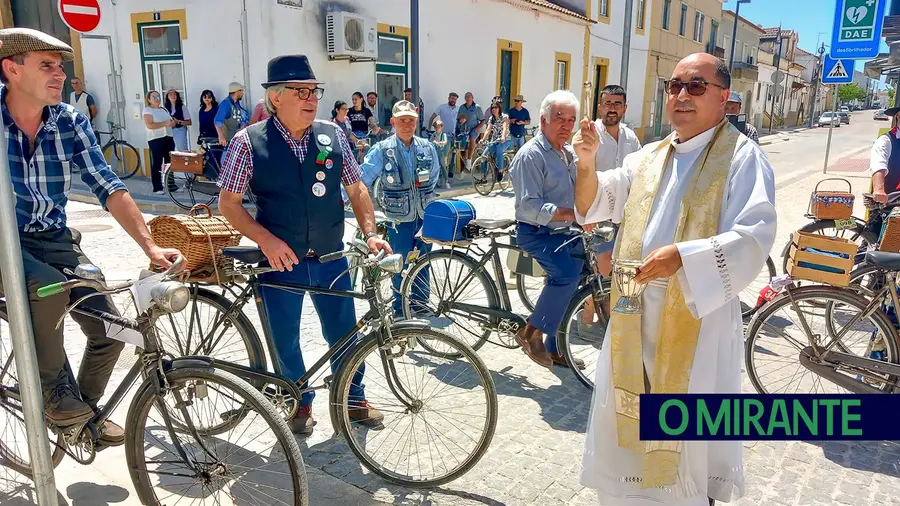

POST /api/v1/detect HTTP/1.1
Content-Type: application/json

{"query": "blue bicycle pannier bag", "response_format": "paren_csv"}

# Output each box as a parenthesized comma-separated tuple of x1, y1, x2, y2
(422, 199, 476, 242)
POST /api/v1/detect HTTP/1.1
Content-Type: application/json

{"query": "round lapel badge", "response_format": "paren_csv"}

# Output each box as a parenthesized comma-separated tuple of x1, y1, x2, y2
(385, 162, 392, 171)
(317, 134, 332, 146)
(316, 171, 326, 181)
(325, 159, 334, 169)
(312, 182, 326, 197)
(386, 175, 395, 184)
(386, 148, 395, 159)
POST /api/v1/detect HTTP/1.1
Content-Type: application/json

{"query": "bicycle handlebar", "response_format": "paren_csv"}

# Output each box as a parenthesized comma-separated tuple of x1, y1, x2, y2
(37, 255, 186, 298)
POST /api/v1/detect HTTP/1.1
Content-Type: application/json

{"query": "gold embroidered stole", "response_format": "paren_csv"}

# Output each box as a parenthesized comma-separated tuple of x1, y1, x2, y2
(609, 119, 740, 488)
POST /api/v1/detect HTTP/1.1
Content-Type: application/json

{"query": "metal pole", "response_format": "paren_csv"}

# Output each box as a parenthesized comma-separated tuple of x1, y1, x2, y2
(823, 85, 838, 174)
(728, 1, 742, 72)
(240, 1, 252, 105)
(768, 26, 782, 134)
(619, 0, 633, 87)
(411, 0, 420, 122)
(0, 110, 57, 500)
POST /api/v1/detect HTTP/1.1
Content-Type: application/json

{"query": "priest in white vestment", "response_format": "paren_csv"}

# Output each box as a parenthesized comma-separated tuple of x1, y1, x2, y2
(573, 53, 777, 506)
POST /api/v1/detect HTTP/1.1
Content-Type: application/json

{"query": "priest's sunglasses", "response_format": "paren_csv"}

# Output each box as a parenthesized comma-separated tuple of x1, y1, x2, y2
(284, 86, 325, 100)
(664, 79, 726, 97)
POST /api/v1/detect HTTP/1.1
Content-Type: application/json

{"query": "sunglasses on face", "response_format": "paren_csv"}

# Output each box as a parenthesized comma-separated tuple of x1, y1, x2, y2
(149, 94, 160, 100)
(664, 79, 726, 97)
(285, 86, 325, 100)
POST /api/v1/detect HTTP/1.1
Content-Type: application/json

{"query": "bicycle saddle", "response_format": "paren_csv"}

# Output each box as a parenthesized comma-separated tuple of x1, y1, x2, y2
(471, 218, 516, 230)
(865, 250, 900, 271)
(221, 246, 266, 265)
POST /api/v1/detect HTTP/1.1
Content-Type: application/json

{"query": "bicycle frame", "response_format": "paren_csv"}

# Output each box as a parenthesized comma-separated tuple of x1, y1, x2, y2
(0, 300, 214, 469)
(188, 268, 420, 412)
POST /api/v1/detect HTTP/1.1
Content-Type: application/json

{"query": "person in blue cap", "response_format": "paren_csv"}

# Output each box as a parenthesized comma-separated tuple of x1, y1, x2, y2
(361, 100, 442, 316)
(217, 54, 391, 435)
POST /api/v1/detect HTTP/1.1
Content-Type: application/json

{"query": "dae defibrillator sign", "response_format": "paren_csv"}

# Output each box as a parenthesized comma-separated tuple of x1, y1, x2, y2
(830, 0, 887, 59)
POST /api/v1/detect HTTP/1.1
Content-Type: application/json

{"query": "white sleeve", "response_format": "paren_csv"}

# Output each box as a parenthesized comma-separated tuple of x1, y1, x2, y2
(574, 151, 639, 225)
(674, 141, 777, 319)
(182, 106, 192, 120)
(870, 134, 891, 175)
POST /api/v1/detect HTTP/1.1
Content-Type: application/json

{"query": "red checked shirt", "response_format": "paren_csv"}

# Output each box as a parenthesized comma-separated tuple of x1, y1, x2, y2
(217, 116, 362, 195)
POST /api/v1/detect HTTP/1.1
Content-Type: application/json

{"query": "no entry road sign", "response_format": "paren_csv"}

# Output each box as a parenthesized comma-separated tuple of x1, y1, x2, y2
(57, 0, 101, 34)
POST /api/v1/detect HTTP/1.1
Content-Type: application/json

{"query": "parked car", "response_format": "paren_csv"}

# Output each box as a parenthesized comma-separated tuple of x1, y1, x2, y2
(838, 110, 850, 124)
(874, 109, 890, 121)
(818, 112, 841, 127)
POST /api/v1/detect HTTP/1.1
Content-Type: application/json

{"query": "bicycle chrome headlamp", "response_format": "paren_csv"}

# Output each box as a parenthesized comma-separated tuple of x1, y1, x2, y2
(150, 282, 190, 313)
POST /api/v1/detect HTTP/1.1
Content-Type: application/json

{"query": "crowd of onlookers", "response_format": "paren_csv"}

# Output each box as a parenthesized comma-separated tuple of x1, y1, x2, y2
(69, 76, 535, 193)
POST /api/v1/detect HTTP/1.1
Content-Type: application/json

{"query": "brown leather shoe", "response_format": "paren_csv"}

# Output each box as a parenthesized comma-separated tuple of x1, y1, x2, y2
(98, 420, 125, 447)
(348, 401, 384, 427)
(515, 325, 552, 369)
(551, 353, 585, 370)
(290, 405, 315, 435)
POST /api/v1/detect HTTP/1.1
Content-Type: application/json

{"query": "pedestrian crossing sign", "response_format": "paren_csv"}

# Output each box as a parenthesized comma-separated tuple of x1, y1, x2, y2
(822, 56, 854, 84)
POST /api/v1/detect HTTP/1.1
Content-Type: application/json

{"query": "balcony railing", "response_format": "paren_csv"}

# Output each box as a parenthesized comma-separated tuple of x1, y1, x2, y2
(732, 61, 759, 81)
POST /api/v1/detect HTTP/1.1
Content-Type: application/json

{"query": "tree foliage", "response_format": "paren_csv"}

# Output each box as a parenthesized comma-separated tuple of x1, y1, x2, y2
(838, 84, 866, 104)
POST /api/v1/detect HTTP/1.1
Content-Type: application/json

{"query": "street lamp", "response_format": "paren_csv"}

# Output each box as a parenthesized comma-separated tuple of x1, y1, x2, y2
(728, 0, 751, 73)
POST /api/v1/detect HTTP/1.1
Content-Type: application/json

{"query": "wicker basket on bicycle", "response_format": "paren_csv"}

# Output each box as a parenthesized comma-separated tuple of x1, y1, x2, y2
(785, 230, 857, 286)
(147, 204, 242, 283)
(808, 178, 854, 220)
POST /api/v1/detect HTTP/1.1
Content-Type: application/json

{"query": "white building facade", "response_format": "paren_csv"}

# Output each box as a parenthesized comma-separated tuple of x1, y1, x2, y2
(75, 0, 593, 174)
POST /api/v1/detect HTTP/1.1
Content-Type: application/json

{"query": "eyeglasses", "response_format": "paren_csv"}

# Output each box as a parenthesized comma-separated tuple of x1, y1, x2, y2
(285, 86, 325, 100)
(601, 101, 625, 109)
(664, 79, 726, 96)
(149, 94, 160, 100)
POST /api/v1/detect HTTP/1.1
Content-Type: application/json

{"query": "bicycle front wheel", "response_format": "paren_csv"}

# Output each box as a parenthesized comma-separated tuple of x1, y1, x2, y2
(745, 286, 899, 395)
(472, 156, 495, 196)
(164, 170, 217, 211)
(126, 366, 308, 506)
(103, 140, 141, 179)
(332, 327, 498, 488)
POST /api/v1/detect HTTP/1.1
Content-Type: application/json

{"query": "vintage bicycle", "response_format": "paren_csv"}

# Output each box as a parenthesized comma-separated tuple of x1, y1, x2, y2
(141, 240, 499, 487)
(0, 256, 308, 505)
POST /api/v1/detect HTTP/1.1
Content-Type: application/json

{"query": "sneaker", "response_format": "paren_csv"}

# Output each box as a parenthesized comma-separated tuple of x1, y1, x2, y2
(466, 159, 472, 170)
(289, 405, 315, 435)
(44, 384, 94, 427)
(152, 190, 165, 195)
(348, 400, 384, 427)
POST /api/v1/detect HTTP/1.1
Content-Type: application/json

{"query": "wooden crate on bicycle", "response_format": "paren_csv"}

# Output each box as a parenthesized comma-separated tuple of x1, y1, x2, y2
(880, 207, 900, 252)
(786, 231, 857, 286)
(169, 151, 204, 174)
(147, 204, 242, 282)
(808, 178, 854, 220)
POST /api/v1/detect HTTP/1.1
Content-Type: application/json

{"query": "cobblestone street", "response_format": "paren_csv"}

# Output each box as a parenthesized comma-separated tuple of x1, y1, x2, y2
(2, 113, 900, 506)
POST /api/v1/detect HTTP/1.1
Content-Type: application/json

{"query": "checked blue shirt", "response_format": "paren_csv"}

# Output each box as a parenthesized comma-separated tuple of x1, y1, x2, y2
(2, 87, 127, 233)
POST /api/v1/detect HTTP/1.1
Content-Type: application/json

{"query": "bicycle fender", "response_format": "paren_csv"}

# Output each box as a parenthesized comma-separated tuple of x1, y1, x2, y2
(166, 356, 214, 371)
(389, 319, 432, 333)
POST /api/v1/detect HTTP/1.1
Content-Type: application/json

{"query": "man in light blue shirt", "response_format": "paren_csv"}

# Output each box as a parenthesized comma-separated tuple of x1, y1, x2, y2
(459, 92, 485, 170)
(362, 100, 442, 315)
(509, 90, 585, 370)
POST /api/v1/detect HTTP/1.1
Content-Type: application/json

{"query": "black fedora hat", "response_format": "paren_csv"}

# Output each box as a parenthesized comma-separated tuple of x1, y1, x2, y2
(261, 55, 324, 88)
(885, 106, 900, 117)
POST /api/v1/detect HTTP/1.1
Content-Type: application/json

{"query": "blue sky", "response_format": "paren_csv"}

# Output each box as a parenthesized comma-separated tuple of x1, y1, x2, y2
(723, 0, 889, 84)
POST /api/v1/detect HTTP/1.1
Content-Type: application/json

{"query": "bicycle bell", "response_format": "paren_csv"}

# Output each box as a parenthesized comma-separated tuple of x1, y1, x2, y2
(150, 282, 190, 313)
(74, 263, 104, 281)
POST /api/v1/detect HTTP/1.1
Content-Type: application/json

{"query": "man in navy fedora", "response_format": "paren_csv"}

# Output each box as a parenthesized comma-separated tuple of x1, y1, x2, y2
(217, 54, 391, 434)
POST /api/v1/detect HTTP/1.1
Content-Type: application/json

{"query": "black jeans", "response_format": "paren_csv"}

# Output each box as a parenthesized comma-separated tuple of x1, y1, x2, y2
(0, 228, 124, 407)
(148, 135, 176, 192)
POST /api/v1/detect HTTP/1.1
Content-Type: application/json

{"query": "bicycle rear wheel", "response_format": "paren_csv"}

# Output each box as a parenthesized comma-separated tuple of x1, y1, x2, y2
(332, 327, 497, 488)
(496, 153, 513, 192)
(103, 140, 141, 180)
(745, 286, 899, 395)
(126, 366, 308, 506)
(0, 310, 66, 476)
(164, 170, 217, 211)
(558, 279, 612, 390)
(472, 156, 495, 196)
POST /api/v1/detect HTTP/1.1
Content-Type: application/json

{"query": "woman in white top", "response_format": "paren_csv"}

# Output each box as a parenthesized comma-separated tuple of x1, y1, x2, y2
(143, 90, 177, 194)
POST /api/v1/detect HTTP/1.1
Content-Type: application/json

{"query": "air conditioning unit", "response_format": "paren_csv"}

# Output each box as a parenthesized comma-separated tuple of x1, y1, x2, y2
(326, 12, 377, 59)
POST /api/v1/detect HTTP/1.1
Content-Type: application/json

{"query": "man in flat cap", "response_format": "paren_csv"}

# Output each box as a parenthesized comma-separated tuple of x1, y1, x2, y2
(215, 81, 250, 146)
(0, 28, 181, 444)
(724, 91, 758, 144)
(217, 54, 391, 435)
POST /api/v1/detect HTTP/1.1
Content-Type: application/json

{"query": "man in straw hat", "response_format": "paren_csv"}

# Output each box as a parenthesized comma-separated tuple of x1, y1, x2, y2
(0, 28, 181, 443)
(217, 54, 390, 435)
(573, 53, 776, 505)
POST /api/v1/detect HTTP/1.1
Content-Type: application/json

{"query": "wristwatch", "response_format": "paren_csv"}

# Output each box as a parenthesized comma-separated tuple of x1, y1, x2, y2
(365, 231, 378, 240)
